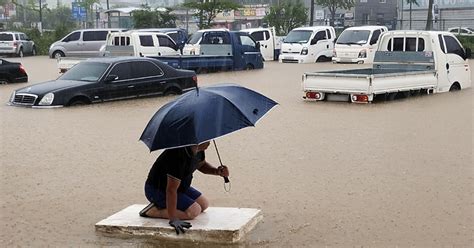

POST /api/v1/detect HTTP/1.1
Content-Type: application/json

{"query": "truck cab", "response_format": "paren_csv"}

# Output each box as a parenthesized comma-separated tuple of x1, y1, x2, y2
(183, 28, 229, 55)
(333, 25, 387, 64)
(280, 26, 336, 63)
(241, 27, 280, 61)
(104, 31, 180, 57)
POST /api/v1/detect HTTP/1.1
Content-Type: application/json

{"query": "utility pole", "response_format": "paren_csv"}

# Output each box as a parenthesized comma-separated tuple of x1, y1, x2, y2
(107, 0, 110, 28)
(310, 0, 314, 26)
(39, 0, 43, 33)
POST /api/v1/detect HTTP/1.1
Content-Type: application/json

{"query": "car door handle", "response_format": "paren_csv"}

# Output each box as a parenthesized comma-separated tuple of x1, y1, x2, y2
(127, 85, 135, 88)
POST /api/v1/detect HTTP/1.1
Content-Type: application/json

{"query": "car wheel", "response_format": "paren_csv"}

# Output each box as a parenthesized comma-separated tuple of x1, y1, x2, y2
(68, 98, 89, 106)
(0, 79, 10, 84)
(164, 87, 181, 96)
(53, 51, 65, 59)
(245, 64, 254, 70)
(18, 48, 24, 58)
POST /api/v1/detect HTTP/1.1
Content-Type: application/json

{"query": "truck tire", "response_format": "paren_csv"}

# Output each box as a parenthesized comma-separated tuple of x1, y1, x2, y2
(449, 83, 461, 92)
(164, 87, 182, 96)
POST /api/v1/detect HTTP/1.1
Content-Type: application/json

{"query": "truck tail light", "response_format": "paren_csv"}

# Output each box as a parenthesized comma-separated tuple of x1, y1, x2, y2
(306, 91, 322, 100)
(351, 94, 369, 103)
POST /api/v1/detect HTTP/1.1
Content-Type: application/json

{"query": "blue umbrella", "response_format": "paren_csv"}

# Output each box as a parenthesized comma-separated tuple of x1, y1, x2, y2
(140, 83, 278, 151)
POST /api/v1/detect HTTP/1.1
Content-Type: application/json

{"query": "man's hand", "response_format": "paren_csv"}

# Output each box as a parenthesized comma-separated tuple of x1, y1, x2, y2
(169, 219, 192, 235)
(217, 165, 230, 177)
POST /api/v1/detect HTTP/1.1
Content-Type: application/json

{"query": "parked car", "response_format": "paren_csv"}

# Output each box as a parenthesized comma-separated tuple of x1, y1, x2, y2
(9, 57, 197, 107)
(0, 31, 36, 57)
(0, 59, 28, 84)
(448, 27, 474, 36)
(48, 28, 124, 59)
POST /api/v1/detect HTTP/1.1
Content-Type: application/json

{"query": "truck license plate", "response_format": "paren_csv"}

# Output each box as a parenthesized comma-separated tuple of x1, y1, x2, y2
(327, 94, 350, 102)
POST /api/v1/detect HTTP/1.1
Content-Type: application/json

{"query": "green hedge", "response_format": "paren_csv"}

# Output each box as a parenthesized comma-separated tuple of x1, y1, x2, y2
(456, 35, 474, 57)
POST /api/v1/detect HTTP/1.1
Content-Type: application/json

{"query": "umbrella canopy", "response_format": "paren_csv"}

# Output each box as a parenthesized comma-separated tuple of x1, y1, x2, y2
(140, 83, 278, 151)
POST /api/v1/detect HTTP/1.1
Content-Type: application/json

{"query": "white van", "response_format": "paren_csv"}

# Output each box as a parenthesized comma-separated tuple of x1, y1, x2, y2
(183, 28, 229, 55)
(279, 26, 336, 63)
(49, 28, 124, 58)
(104, 31, 180, 57)
(241, 27, 281, 61)
(332, 25, 388, 64)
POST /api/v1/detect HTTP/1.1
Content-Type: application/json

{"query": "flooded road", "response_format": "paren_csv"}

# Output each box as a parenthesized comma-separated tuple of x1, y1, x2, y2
(1, 56, 473, 247)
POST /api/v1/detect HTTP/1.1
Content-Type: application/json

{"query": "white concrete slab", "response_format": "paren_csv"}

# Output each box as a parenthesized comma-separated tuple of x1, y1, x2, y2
(95, 204, 262, 243)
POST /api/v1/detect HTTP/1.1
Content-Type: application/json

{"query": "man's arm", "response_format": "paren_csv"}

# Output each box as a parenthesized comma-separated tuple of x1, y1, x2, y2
(198, 161, 229, 177)
(166, 175, 181, 220)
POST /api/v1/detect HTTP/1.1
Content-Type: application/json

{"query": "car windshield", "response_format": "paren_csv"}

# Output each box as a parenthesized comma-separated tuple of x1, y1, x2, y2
(59, 62, 109, 82)
(467, 28, 474, 32)
(187, 32, 203, 44)
(0, 33, 14, 41)
(336, 30, 371, 45)
(284, 30, 313, 43)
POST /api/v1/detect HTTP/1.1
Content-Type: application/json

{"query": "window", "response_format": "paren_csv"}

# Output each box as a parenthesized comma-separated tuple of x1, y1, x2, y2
(15, 34, 20, 40)
(167, 32, 178, 42)
(109, 62, 132, 81)
(314, 31, 327, 42)
(83, 31, 108, 41)
(132, 61, 164, 78)
(444, 35, 464, 58)
(263, 31, 270, 40)
(64, 32, 80, 42)
(113, 37, 130, 46)
(438, 35, 446, 53)
(19, 34, 27, 40)
(460, 29, 469, 34)
(139, 35, 154, 47)
(157, 35, 176, 50)
(326, 29, 332, 39)
(0, 33, 14, 41)
(201, 32, 231, 44)
(250, 31, 264, 41)
(370, 29, 381, 44)
(387, 38, 404, 51)
(240, 35, 256, 47)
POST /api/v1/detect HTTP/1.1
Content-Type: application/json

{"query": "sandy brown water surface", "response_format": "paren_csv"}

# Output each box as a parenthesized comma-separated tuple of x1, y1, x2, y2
(1, 56, 473, 247)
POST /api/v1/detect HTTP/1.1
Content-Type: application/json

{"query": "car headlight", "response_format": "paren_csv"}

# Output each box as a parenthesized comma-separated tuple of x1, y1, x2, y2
(39, 93, 54, 105)
(10, 91, 16, 103)
(301, 47, 308, 55)
(358, 49, 367, 58)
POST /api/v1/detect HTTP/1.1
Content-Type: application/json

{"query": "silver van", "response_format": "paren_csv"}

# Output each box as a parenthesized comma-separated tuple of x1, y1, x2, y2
(49, 28, 124, 58)
(0, 31, 36, 57)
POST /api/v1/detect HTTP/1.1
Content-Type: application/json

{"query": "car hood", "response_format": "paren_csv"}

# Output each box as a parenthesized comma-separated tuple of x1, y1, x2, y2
(15, 79, 91, 95)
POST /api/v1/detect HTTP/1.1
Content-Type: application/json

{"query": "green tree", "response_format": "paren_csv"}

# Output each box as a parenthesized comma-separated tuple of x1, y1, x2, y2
(263, 0, 308, 36)
(316, 0, 354, 26)
(132, 6, 177, 28)
(183, 0, 241, 29)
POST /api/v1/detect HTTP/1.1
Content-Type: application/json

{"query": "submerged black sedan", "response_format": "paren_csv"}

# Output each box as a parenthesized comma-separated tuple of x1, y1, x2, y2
(0, 59, 28, 84)
(9, 57, 197, 107)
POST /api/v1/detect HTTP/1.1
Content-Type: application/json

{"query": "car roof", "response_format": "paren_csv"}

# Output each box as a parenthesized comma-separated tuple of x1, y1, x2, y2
(75, 28, 125, 32)
(344, 25, 387, 31)
(292, 26, 333, 31)
(83, 56, 163, 64)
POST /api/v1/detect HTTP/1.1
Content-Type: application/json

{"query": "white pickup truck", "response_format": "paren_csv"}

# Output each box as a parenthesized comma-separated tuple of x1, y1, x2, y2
(302, 30, 472, 103)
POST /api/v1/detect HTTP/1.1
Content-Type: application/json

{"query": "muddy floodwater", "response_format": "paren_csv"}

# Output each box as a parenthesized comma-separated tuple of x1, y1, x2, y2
(1, 56, 473, 247)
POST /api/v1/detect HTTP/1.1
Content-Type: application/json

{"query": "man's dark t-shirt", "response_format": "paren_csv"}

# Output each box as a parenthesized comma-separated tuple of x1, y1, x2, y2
(146, 147, 205, 192)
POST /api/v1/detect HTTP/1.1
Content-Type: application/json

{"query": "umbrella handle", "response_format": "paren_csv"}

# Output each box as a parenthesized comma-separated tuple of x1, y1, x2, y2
(213, 140, 230, 184)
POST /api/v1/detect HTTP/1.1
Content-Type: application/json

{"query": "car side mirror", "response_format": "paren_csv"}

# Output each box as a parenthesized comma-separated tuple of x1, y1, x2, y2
(104, 74, 118, 82)
(310, 39, 318, 45)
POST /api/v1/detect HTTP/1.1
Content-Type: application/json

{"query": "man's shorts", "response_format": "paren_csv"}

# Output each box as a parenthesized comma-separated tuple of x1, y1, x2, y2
(144, 183, 202, 211)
